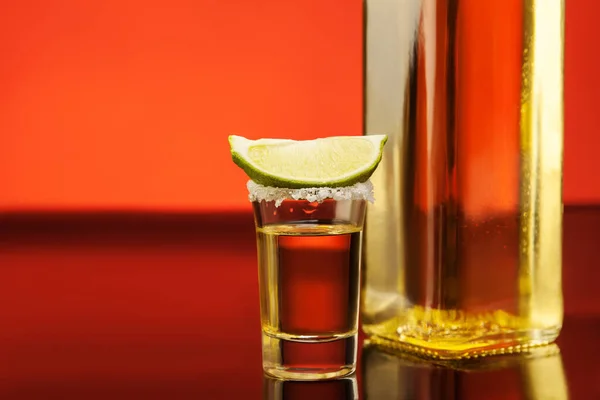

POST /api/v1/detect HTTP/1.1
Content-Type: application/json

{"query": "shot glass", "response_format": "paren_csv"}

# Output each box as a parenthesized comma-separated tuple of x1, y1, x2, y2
(249, 181, 372, 380)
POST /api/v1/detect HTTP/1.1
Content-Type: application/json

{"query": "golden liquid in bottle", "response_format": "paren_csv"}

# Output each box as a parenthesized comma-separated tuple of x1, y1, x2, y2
(362, 0, 563, 359)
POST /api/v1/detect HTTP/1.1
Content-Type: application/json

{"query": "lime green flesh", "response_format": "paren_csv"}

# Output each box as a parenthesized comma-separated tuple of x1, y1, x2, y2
(229, 135, 387, 188)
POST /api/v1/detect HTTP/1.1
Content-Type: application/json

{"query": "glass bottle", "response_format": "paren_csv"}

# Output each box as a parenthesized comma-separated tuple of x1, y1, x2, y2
(361, 0, 564, 358)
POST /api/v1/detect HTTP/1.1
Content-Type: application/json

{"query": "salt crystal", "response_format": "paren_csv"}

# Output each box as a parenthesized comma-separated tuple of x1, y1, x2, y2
(246, 180, 376, 208)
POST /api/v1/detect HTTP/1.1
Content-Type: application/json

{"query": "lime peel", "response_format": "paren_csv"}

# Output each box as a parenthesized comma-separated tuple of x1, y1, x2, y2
(229, 135, 387, 188)
(247, 180, 375, 207)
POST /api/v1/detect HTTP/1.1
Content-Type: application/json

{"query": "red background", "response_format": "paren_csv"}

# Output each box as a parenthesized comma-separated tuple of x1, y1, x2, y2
(0, 0, 597, 212)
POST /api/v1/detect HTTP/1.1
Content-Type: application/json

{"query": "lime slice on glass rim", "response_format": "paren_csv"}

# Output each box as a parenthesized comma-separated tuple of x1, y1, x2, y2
(228, 135, 387, 188)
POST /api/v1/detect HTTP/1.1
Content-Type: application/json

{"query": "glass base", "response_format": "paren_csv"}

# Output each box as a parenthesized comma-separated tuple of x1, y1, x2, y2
(262, 332, 357, 380)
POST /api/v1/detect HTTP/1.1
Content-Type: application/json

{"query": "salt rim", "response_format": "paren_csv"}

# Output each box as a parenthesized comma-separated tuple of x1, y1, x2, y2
(247, 180, 375, 207)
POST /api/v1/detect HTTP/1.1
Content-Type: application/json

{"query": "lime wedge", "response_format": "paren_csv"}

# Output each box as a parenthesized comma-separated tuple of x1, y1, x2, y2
(229, 135, 387, 188)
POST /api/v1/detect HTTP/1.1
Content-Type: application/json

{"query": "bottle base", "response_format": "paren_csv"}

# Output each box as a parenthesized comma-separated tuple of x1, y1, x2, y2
(365, 333, 559, 360)
(362, 311, 562, 360)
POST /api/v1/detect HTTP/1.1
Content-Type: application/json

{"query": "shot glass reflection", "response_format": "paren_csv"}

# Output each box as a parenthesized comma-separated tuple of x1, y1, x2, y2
(263, 373, 358, 400)
(362, 343, 568, 400)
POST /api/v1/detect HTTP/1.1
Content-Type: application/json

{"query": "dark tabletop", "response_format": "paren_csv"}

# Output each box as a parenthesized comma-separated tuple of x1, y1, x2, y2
(0, 207, 598, 399)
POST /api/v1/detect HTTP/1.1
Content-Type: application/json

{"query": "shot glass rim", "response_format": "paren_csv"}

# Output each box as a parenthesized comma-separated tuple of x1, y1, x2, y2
(246, 180, 375, 207)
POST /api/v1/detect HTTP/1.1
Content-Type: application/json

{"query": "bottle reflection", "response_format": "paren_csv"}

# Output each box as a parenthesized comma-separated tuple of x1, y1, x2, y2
(362, 343, 568, 399)
(263, 374, 358, 400)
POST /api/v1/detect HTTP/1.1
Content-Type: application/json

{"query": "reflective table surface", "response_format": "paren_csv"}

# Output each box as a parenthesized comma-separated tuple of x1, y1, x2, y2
(0, 207, 598, 399)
